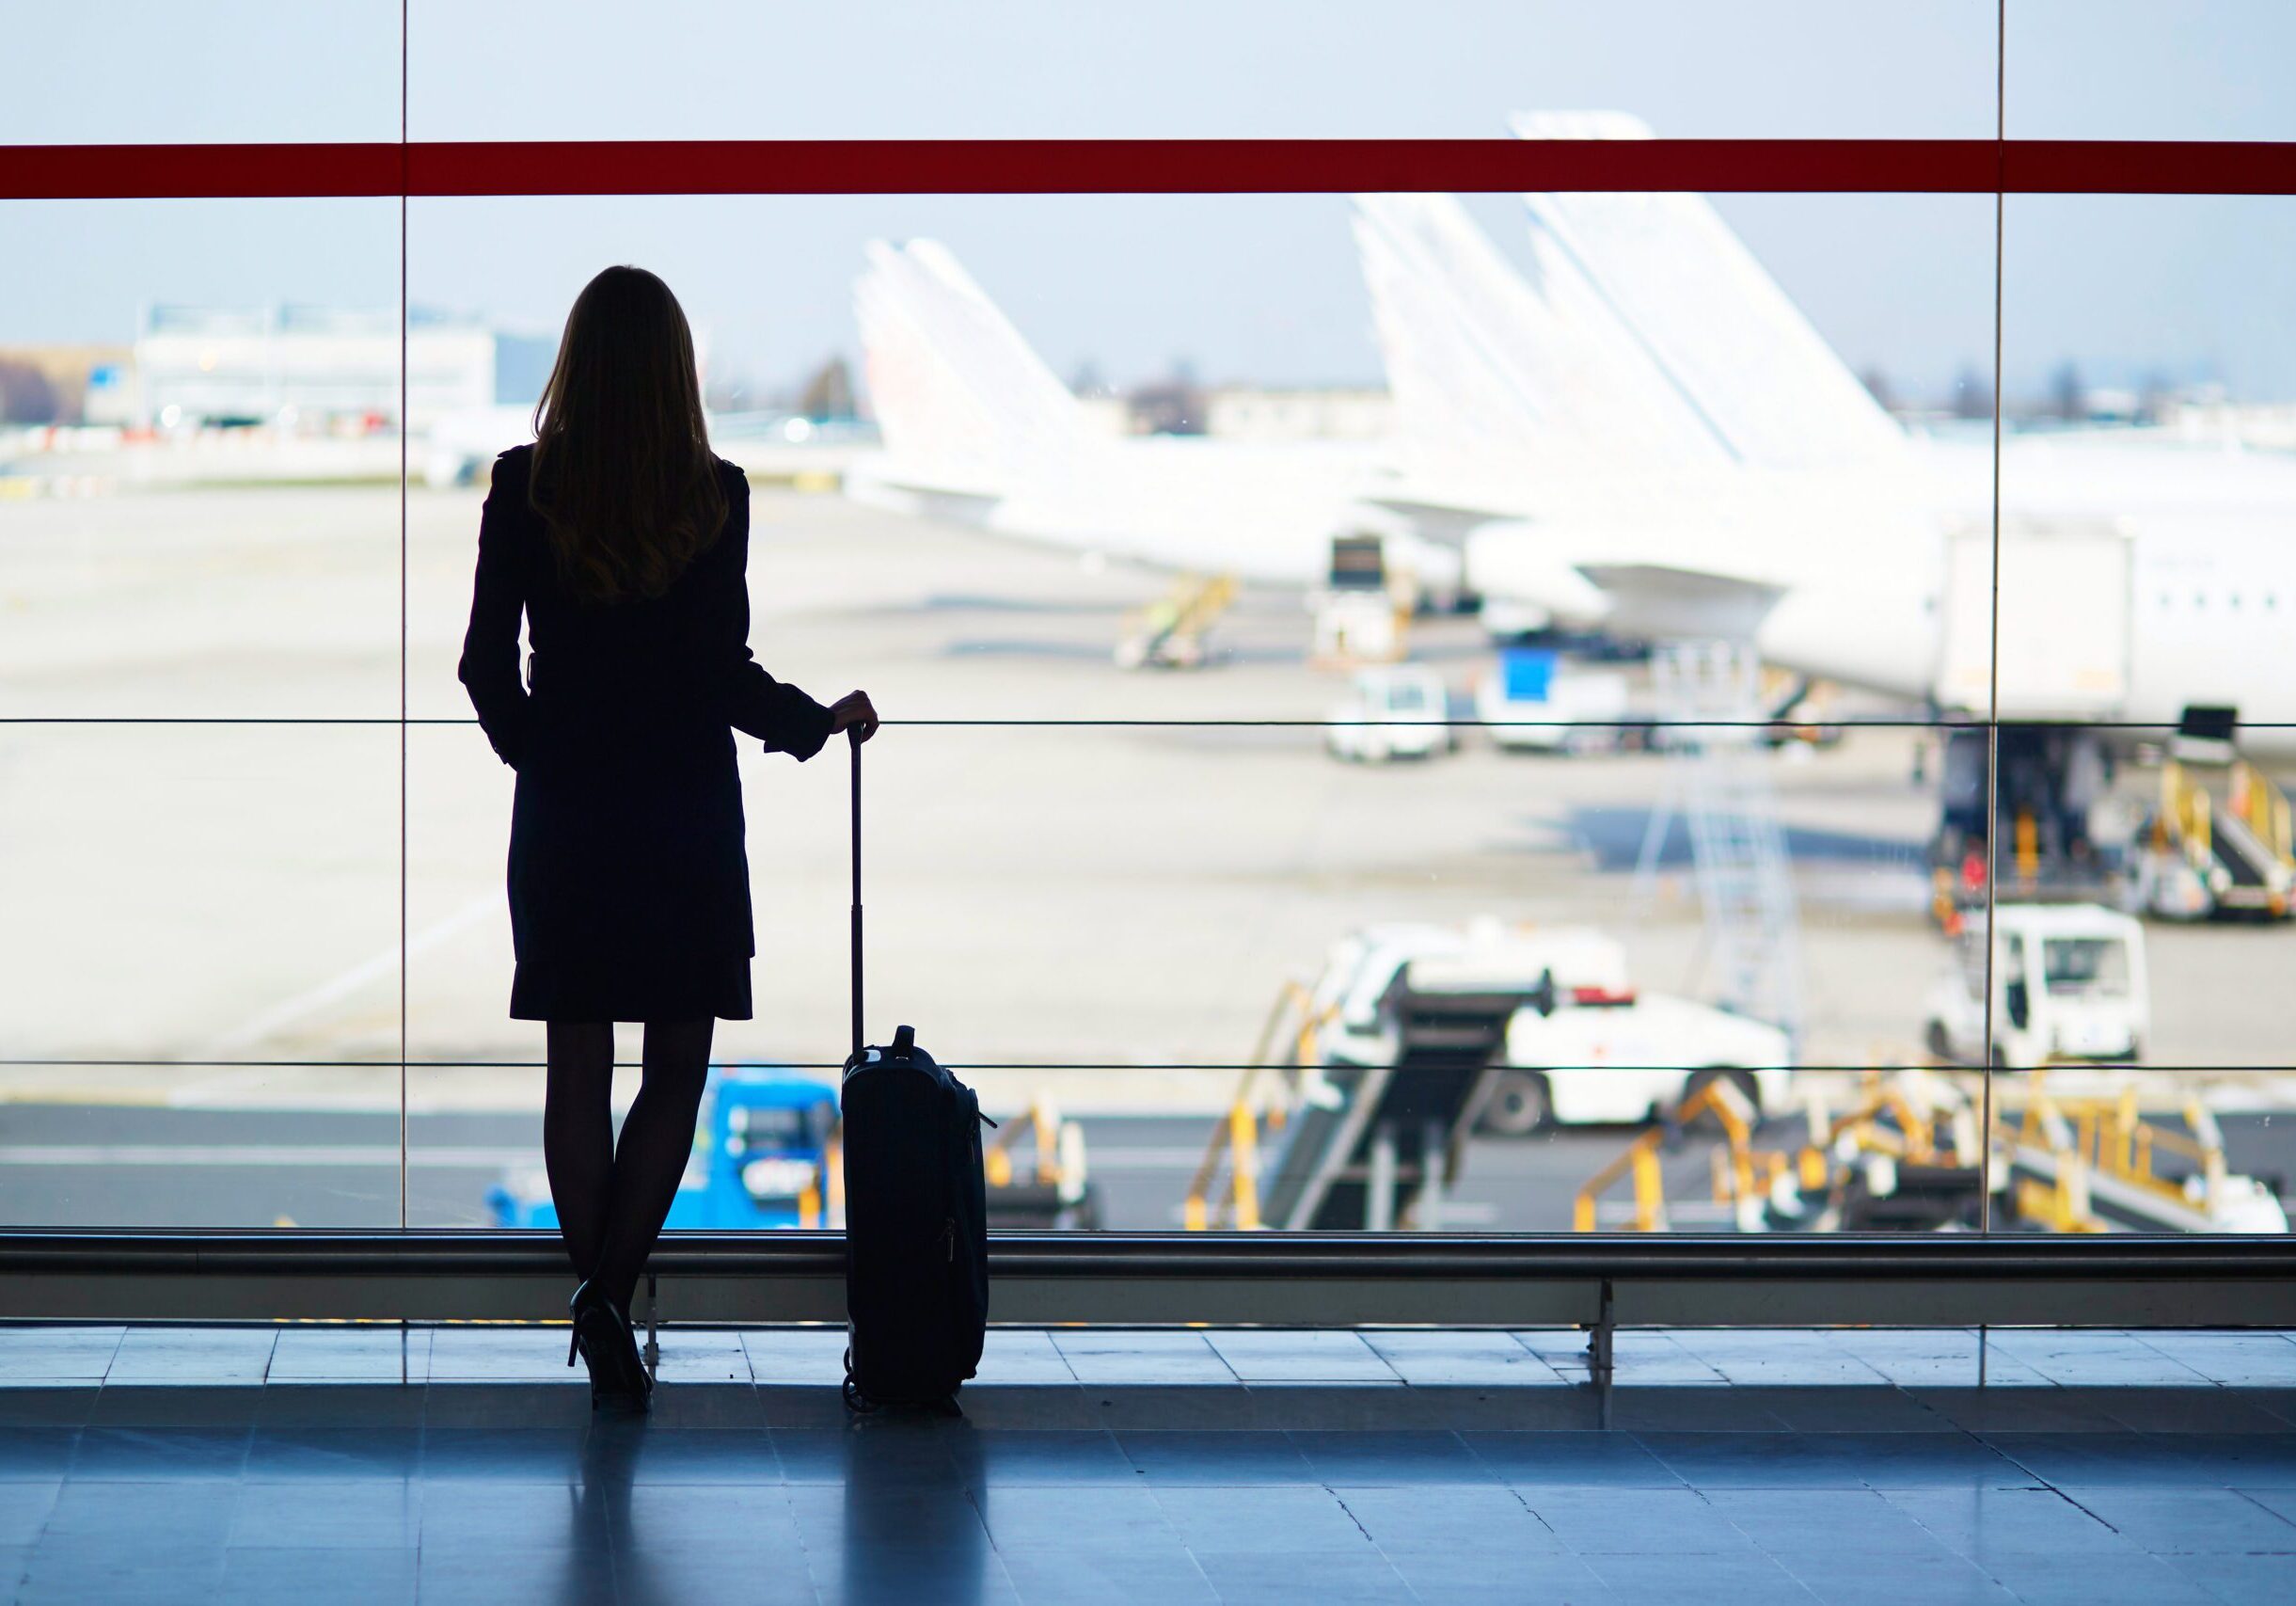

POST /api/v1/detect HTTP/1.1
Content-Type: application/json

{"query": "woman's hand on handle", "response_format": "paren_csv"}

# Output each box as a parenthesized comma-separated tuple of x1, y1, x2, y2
(828, 691, 879, 744)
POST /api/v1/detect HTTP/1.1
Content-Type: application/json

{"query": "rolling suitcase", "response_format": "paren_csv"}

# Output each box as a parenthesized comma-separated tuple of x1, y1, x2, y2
(838, 729, 990, 1409)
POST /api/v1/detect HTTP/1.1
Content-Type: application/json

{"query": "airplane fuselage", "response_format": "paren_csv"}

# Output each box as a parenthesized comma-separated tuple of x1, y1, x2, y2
(1456, 429, 2296, 758)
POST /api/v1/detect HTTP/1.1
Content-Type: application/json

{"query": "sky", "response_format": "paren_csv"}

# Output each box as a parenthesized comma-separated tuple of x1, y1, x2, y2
(8, 1, 2296, 400)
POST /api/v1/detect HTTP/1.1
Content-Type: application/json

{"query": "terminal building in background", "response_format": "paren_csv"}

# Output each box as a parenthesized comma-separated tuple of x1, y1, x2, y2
(87, 304, 555, 434)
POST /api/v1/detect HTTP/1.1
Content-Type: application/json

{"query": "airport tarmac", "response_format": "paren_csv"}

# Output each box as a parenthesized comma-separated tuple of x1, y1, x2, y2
(3, 477, 2294, 1232)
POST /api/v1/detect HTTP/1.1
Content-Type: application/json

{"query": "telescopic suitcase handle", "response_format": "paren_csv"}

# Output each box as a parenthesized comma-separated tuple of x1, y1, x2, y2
(848, 725, 863, 1063)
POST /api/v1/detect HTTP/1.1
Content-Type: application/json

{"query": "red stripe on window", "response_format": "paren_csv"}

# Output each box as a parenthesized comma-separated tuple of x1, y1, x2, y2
(2004, 139, 2296, 195)
(3, 142, 404, 199)
(402, 138, 2002, 197)
(3, 138, 2294, 200)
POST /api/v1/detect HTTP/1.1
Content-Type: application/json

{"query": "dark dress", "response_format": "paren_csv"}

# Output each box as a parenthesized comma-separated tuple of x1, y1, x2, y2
(456, 444, 833, 1022)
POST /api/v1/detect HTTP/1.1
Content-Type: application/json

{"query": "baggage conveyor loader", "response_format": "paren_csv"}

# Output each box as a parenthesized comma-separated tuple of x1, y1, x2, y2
(1187, 925, 1629, 1232)
(1188, 919, 1797, 1232)
(1183, 973, 1516, 1232)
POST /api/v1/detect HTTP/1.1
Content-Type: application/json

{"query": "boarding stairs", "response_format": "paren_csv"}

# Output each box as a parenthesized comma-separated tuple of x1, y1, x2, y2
(1634, 641, 1806, 1053)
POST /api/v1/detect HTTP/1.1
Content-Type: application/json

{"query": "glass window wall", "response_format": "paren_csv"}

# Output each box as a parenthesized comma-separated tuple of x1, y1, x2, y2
(4, 3, 2289, 1244)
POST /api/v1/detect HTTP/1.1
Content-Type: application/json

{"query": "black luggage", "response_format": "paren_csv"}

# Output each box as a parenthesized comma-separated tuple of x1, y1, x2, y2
(838, 731, 990, 1409)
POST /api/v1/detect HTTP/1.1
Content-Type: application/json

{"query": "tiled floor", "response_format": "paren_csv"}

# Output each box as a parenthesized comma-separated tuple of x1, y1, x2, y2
(0, 1326, 2292, 1602)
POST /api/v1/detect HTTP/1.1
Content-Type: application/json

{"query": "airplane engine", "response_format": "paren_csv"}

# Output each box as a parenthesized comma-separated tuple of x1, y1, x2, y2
(1461, 520, 1619, 631)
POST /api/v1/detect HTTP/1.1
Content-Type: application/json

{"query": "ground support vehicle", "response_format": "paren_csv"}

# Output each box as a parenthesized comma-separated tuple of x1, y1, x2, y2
(1921, 903, 2148, 1070)
(2131, 755, 2295, 921)
(1324, 665, 1451, 762)
(1576, 1065, 2287, 1234)
(1182, 920, 1795, 1232)
(1475, 645, 1632, 755)
(488, 1066, 841, 1232)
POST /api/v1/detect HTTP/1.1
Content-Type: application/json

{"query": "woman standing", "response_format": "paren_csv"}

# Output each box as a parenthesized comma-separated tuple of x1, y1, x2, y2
(459, 265, 877, 1409)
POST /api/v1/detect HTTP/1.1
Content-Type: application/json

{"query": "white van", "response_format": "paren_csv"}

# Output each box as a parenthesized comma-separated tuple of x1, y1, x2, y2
(1325, 665, 1450, 763)
(1922, 902, 2148, 1069)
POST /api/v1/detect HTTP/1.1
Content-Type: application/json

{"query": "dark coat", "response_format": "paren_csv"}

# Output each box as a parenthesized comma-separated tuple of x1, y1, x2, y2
(457, 444, 832, 1022)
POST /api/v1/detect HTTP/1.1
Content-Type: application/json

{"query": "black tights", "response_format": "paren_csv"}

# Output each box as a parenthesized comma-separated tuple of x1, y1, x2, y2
(543, 1018, 714, 1313)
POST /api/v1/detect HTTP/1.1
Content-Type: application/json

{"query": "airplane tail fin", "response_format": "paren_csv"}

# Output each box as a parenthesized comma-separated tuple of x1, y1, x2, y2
(854, 238, 1089, 490)
(1351, 193, 1556, 475)
(1510, 111, 1906, 473)
(1352, 191, 1731, 483)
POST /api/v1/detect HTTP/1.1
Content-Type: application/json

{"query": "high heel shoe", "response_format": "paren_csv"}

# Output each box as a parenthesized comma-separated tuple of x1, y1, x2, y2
(568, 1280, 652, 1411)
(566, 1280, 611, 1403)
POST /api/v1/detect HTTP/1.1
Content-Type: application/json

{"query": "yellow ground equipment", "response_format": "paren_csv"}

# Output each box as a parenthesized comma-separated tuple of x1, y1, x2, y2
(811, 1137, 842, 1229)
(1183, 981, 1322, 1231)
(1575, 1063, 2287, 1235)
(1116, 573, 1238, 669)
(2232, 759, 2295, 864)
(982, 1098, 1099, 1229)
(1994, 1075, 2281, 1232)
(1577, 1067, 1987, 1234)
(2143, 756, 2295, 919)
(1574, 1074, 1781, 1232)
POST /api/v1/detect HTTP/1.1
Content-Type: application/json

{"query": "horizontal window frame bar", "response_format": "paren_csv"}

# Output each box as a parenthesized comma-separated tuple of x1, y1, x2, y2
(0, 718, 2281, 731)
(8, 1229, 2292, 1277)
(1, 1232, 2289, 1328)
(4, 1060, 2293, 1073)
(5, 138, 2296, 199)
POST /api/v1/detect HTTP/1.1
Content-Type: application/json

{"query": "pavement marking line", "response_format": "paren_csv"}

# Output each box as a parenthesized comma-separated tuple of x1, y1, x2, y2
(192, 892, 499, 1060)
(0, 1089, 182, 1107)
(0, 1142, 1206, 1170)
(0, 1144, 537, 1169)
(1054, 1147, 1208, 1169)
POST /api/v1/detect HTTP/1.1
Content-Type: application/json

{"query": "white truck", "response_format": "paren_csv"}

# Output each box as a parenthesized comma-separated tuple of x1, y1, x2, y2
(1307, 920, 1793, 1135)
(1324, 665, 1451, 763)
(1474, 645, 1633, 755)
(1922, 902, 2149, 1069)
(1499, 990, 1794, 1132)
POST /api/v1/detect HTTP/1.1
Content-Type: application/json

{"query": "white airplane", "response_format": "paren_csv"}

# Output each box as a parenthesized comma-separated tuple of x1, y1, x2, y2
(846, 237, 1458, 594)
(1353, 111, 2296, 755)
(421, 403, 538, 487)
(841, 141, 2296, 771)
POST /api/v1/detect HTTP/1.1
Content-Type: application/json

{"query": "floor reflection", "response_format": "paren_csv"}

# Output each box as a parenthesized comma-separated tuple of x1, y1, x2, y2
(839, 1409, 995, 1606)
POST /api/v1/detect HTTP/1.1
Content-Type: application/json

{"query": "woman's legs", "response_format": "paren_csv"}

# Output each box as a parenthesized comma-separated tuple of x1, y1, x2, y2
(542, 1020, 617, 1281)
(591, 1017, 715, 1313)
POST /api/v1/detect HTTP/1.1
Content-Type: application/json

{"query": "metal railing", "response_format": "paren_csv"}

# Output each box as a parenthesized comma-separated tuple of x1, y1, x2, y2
(3, 1229, 2293, 1331)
